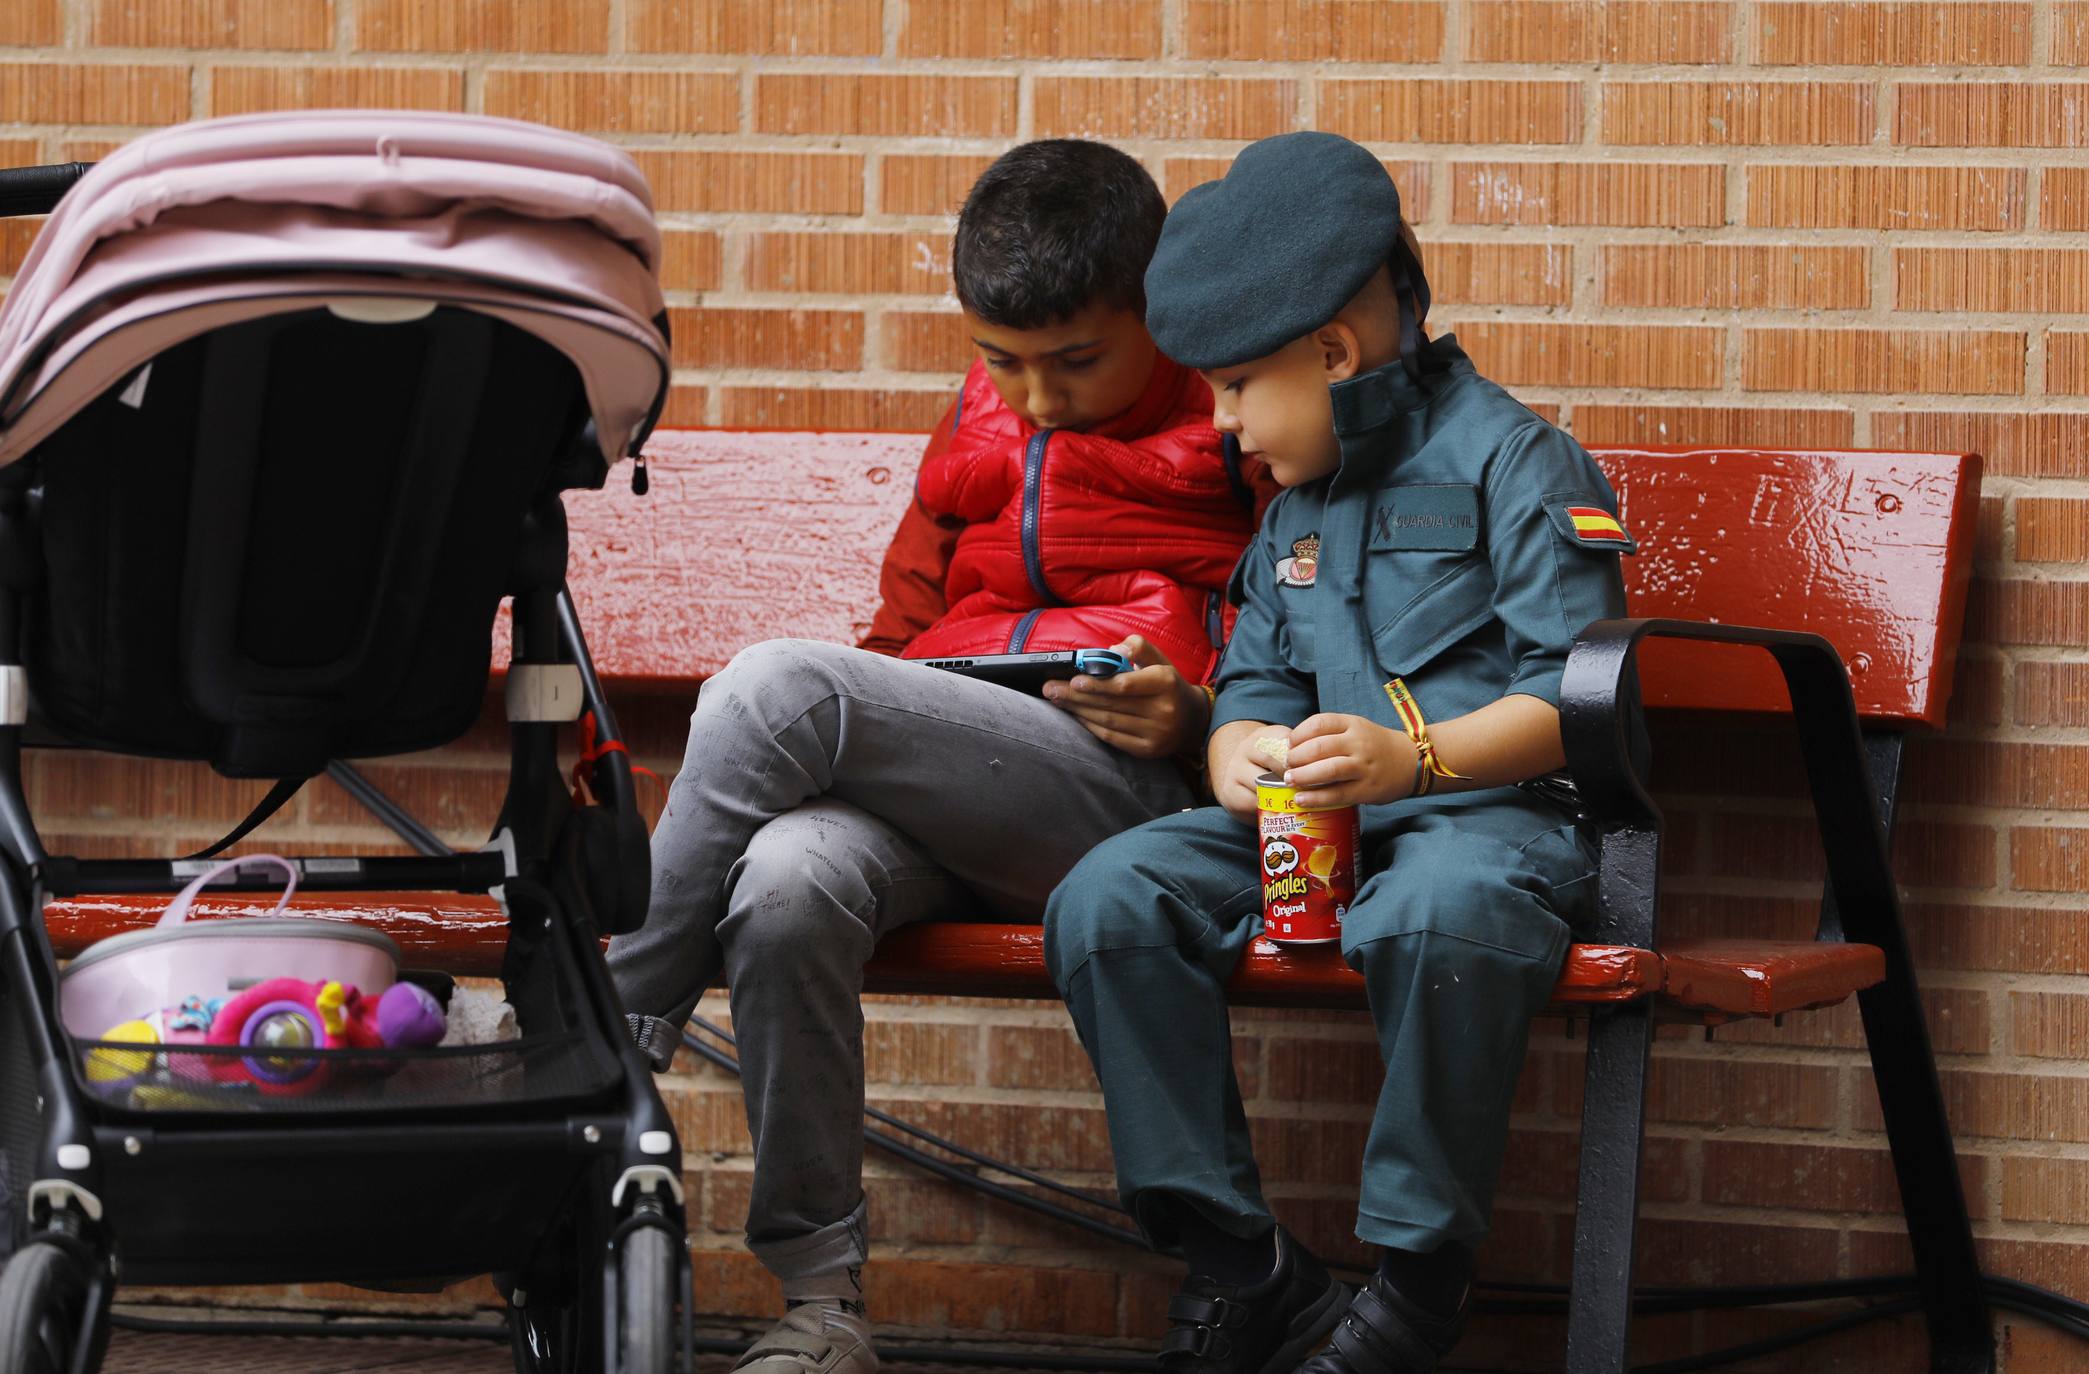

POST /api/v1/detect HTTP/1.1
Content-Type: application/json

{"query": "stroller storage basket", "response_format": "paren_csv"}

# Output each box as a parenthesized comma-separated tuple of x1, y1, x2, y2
(69, 1031, 620, 1116)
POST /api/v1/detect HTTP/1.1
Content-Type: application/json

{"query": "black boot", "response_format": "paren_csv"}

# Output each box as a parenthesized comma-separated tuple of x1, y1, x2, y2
(1158, 1227, 1352, 1374)
(1293, 1270, 1470, 1374)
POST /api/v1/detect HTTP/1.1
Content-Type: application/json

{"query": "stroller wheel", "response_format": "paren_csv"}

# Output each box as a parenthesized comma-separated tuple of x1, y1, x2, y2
(509, 1294, 581, 1374)
(0, 1240, 91, 1374)
(617, 1216, 678, 1374)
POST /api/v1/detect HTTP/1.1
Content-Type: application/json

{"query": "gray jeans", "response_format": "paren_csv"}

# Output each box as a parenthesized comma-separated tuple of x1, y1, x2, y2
(606, 639, 1194, 1282)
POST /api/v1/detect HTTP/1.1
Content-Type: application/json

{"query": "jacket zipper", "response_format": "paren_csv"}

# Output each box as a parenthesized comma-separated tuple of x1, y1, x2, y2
(1007, 607, 1044, 652)
(1020, 430, 1059, 610)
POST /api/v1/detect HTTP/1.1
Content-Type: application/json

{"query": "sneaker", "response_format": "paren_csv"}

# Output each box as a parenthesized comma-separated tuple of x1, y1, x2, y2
(1293, 1271, 1470, 1374)
(733, 1305, 878, 1374)
(1158, 1226, 1352, 1374)
(625, 1013, 681, 1074)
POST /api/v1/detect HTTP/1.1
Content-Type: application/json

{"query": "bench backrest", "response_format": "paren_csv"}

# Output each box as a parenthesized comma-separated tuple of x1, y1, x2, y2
(550, 432, 1981, 731)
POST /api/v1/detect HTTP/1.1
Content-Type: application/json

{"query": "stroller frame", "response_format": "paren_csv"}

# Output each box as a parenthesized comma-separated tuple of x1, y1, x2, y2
(0, 151, 691, 1371)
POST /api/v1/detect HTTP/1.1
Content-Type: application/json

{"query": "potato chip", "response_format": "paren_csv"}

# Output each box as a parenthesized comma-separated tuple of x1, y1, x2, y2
(1251, 735, 1290, 768)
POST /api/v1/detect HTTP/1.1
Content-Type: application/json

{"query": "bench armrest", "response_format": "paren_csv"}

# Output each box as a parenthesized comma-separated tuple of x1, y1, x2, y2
(1558, 617, 1898, 951)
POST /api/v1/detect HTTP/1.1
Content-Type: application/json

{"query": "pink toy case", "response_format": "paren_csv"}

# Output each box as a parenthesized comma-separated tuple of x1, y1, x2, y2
(57, 854, 400, 1038)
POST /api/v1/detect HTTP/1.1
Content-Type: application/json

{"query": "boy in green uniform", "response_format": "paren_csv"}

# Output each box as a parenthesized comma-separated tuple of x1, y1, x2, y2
(1043, 132, 1636, 1373)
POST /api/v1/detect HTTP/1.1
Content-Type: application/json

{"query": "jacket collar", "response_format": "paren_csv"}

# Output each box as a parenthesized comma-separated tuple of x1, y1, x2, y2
(1327, 333, 1471, 439)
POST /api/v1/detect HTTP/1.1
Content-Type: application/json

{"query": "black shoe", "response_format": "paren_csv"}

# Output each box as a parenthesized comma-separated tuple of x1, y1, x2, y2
(1293, 1271, 1469, 1374)
(1158, 1227, 1352, 1374)
(624, 1013, 680, 1073)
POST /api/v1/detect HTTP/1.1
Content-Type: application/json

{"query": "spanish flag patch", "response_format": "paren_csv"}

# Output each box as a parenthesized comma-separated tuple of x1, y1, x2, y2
(1543, 495, 1638, 554)
(1568, 506, 1629, 542)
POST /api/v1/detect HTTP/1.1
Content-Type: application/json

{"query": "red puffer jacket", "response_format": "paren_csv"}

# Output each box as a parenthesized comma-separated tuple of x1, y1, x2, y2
(861, 356, 1273, 682)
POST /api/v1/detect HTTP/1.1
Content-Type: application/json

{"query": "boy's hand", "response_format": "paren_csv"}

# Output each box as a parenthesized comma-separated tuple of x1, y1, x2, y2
(1043, 636, 1209, 760)
(1213, 725, 1281, 822)
(1284, 714, 1417, 809)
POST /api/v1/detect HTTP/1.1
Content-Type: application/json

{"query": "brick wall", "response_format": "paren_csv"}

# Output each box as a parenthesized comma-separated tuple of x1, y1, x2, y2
(4, 2, 2088, 1368)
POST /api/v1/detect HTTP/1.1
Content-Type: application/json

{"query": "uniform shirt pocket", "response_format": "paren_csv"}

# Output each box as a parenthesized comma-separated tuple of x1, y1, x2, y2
(1364, 484, 1494, 678)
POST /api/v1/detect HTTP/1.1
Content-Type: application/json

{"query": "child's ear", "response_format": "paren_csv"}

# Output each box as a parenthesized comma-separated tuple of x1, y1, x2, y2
(1315, 321, 1363, 383)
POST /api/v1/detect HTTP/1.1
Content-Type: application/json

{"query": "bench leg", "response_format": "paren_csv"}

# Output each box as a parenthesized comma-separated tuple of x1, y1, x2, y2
(1563, 1004, 1653, 1374)
(1857, 971, 1995, 1373)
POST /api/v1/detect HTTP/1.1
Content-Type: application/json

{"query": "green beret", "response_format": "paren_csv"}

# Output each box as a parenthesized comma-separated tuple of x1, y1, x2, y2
(1144, 131, 1404, 370)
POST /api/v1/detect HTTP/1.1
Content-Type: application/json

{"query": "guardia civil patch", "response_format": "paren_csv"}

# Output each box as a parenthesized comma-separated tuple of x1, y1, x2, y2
(1275, 533, 1320, 589)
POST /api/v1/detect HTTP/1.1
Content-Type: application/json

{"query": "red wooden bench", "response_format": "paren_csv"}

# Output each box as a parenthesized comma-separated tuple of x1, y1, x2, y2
(42, 428, 1991, 1373)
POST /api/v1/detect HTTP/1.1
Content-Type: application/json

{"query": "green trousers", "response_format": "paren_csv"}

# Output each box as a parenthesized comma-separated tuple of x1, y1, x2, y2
(1044, 792, 1591, 1255)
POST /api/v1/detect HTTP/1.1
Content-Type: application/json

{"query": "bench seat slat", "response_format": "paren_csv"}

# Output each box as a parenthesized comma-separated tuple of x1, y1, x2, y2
(40, 898, 1881, 1021)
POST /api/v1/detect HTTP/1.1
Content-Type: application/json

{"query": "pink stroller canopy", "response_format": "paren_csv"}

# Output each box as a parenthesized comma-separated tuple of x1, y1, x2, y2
(0, 110, 669, 467)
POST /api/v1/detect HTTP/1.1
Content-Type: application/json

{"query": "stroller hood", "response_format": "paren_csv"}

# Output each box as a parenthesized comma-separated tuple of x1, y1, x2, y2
(0, 110, 669, 467)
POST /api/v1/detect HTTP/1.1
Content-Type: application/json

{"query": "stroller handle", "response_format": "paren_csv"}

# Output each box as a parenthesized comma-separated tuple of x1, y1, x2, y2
(0, 162, 93, 218)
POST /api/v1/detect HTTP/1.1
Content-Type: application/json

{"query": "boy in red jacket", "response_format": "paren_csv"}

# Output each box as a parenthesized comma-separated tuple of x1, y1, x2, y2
(607, 140, 1272, 1374)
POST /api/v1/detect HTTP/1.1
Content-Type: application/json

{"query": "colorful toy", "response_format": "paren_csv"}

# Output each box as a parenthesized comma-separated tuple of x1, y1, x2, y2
(204, 978, 446, 1095)
(88, 980, 446, 1098)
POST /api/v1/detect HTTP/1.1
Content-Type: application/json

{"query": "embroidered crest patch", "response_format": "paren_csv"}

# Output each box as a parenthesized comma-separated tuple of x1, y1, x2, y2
(1276, 533, 1320, 589)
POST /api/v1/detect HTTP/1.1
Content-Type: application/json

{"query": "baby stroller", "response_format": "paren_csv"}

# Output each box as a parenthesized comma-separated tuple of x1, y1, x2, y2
(0, 112, 687, 1371)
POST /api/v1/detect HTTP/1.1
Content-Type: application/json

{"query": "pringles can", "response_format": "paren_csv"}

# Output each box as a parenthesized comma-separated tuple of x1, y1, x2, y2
(1255, 774, 1359, 945)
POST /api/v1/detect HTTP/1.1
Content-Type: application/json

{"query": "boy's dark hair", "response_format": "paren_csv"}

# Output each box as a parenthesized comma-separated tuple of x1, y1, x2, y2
(953, 140, 1166, 330)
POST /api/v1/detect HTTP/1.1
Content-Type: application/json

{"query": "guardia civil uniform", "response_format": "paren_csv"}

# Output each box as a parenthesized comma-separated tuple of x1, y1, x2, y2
(1043, 133, 1637, 1263)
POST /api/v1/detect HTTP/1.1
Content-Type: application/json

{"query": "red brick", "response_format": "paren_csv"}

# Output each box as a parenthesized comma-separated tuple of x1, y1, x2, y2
(1997, 1152, 2089, 1219)
(1704, 1139, 1982, 1215)
(864, 1095, 1116, 1174)
(1470, 2, 1732, 62)
(1264, 1034, 1390, 1104)
(208, 66, 462, 117)
(1452, 160, 1725, 227)
(758, 74, 1018, 138)
(1708, 985, 1992, 1056)
(2045, 166, 2089, 230)
(1, 219, 42, 279)
(1634, 1216, 1848, 1286)
(1034, 76, 1297, 141)
(985, 1025, 1101, 1092)
(2064, 3, 2089, 64)
(2016, 661, 2089, 726)
(1908, 900, 2089, 975)
(1747, 164, 2024, 230)
(719, 387, 953, 433)
(1872, 410, 2089, 479)
(1964, 575, 2089, 649)
(628, 0, 882, 54)
(632, 151, 863, 215)
(1184, 1, 1445, 61)
(2010, 827, 2089, 893)
(1898, 83, 2089, 148)
(2003, 1316, 2089, 1373)
(1743, 328, 2023, 396)
(1606, 244, 1866, 310)
(1555, 1052, 1839, 1129)
(2050, 331, 2089, 396)
(0, 0, 58, 45)
(1570, 404, 1855, 449)
(94, 0, 332, 49)
(745, 232, 951, 296)
(1949, 652, 2006, 729)
(1323, 79, 1581, 144)
(879, 155, 996, 217)
(657, 385, 709, 427)
(666, 307, 862, 372)
(355, 0, 607, 51)
(0, 64, 189, 125)
(1604, 81, 1874, 145)
(902, 0, 1161, 57)
(1447, 321, 1722, 390)
(1425, 242, 1571, 307)
(659, 232, 723, 293)
(1897, 248, 2089, 314)
(483, 70, 736, 133)
(863, 1020, 979, 1086)
(2019, 497, 2089, 564)
(1247, 1114, 1368, 1186)
(2011, 991, 2089, 1060)
(882, 311, 971, 374)
(1755, 2, 2032, 65)
(1168, 157, 1432, 222)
